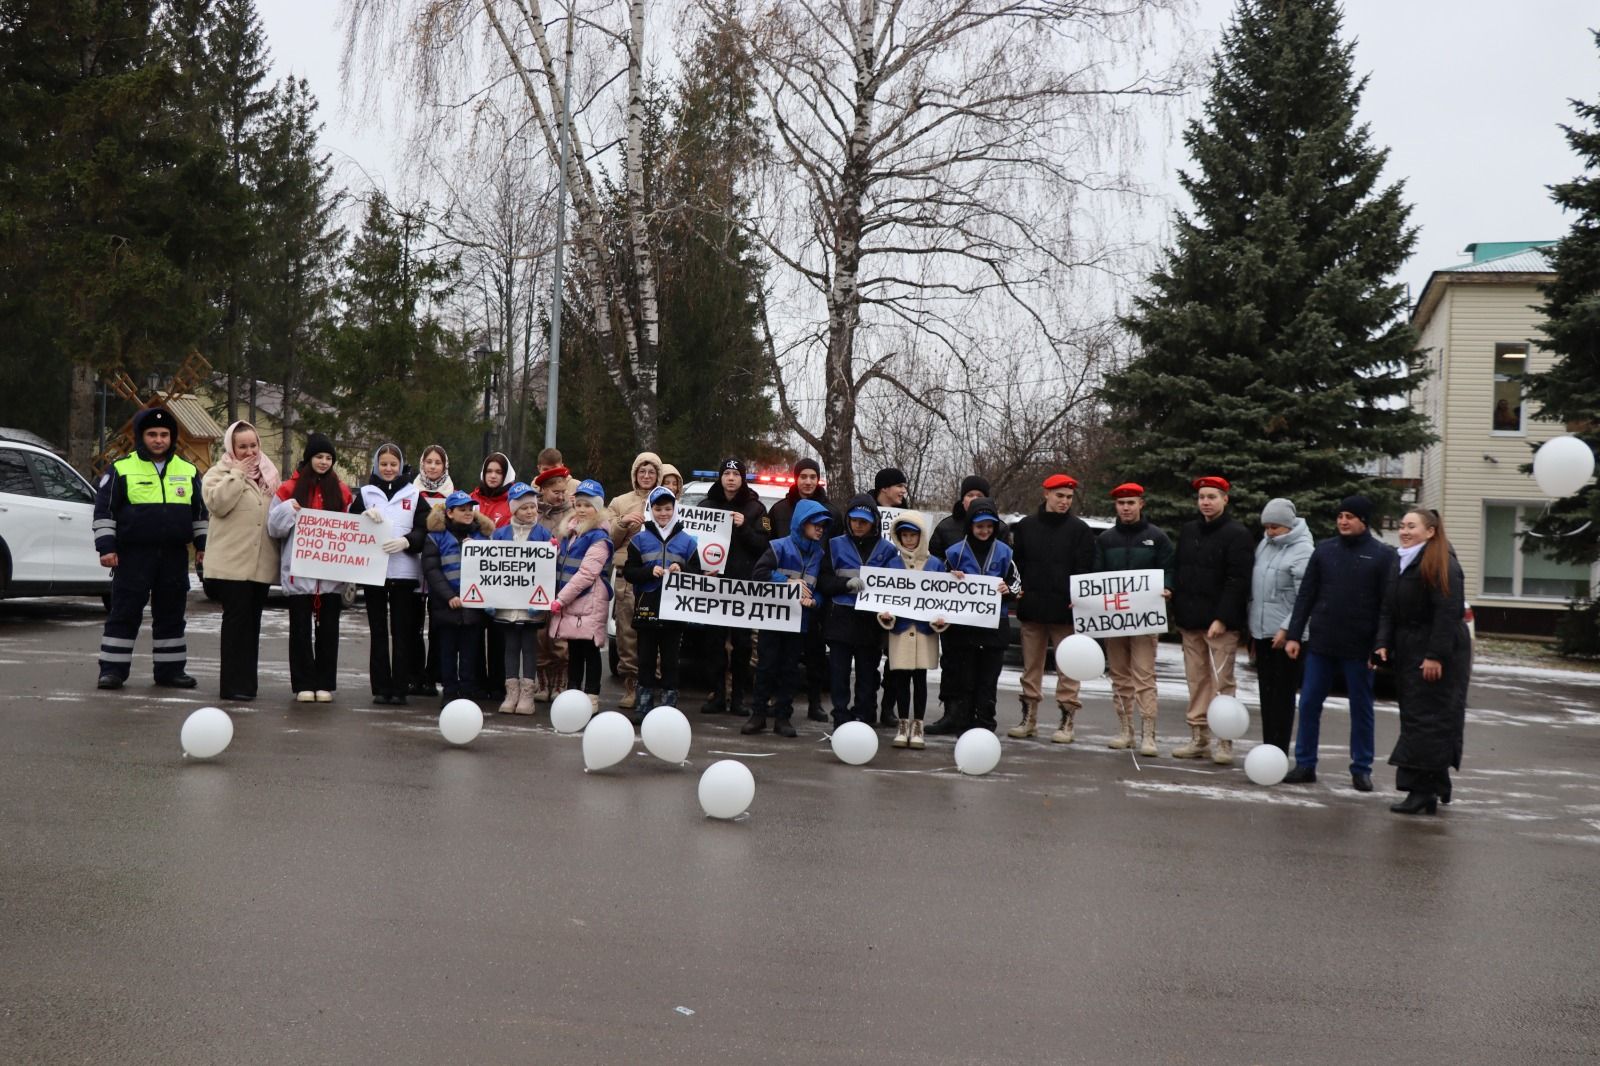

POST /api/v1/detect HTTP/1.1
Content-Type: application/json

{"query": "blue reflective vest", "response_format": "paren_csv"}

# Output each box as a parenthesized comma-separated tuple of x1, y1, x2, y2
(944, 537, 1015, 581)
(558, 526, 613, 599)
(428, 524, 489, 595)
(628, 524, 697, 594)
(828, 534, 898, 608)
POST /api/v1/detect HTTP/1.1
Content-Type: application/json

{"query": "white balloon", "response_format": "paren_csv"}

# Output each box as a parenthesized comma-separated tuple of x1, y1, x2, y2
(829, 720, 879, 766)
(954, 728, 1002, 775)
(1054, 634, 1106, 681)
(180, 706, 233, 759)
(640, 705, 692, 764)
(439, 698, 484, 745)
(1533, 435, 1596, 498)
(550, 689, 595, 734)
(1206, 695, 1249, 741)
(582, 710, 635, 770)
(1244, 743, 1289, 786)
(698, 759, 755, 819)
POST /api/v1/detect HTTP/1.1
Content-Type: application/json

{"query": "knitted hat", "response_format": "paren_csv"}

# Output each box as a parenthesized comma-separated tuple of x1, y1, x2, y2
(1337, 495, 1374, 527)
(720, 457, 746, 477)
(959, 474, 991, 497)
(303, 431, 337, 465)
(874, 467, 908, 492)
(1261, 498, 1298, 527)
(793, 457, 821, 477)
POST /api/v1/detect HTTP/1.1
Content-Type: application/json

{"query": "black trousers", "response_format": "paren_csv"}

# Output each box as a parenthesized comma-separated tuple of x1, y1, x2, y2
(940, 638, 1005, 728)
(707, 626, 754, 700)
(287, 593, 342, 693)
(884, 669, 928, 720)
(802, 618, 828, 705)
(435, 620, 483, 696)
(828, 640, 882, 725)
(636, 623, 683, 690)
(213, 578, 269, 697)
(753, 630, 807, 719)
(482, 619, 506, 698)
(568, 641, 603, 695)
(1253, 637, 1302, 751)
(365, 580, 423, 697)
(98, 543, 190, 682)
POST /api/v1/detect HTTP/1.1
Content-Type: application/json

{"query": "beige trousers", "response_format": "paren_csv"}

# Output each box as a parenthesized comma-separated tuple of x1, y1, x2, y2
(1104, 634, 1159, 722)
(1019, 621, 1082, 711)
(612, 580, 638, 680)
(1179, 627, 1240, 727)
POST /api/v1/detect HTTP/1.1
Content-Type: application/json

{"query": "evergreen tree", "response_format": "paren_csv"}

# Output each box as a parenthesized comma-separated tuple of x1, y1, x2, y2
(1099, 0, 1431, 532)
(1525, 32, 1600, 656)
(315, 195, 485, 468)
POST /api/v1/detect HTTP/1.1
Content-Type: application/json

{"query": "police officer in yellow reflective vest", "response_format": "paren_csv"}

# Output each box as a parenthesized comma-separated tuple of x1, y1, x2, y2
(94, 407, 208, 689)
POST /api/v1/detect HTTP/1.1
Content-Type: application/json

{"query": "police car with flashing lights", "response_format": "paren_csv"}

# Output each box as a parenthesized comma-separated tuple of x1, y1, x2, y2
(0, 433, 113, 603)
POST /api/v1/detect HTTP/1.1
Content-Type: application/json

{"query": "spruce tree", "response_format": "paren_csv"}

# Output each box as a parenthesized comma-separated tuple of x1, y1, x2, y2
(1100, 0, 1431, 532)
(1524, 32, 1600, 655)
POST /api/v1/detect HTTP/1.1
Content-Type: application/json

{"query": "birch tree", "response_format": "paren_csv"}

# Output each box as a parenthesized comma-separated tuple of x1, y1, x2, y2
(342, 0, 662, 448)
(714, 0, 1185, 489)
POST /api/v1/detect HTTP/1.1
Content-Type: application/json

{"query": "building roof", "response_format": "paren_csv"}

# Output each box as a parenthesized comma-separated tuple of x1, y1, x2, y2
(150, 393, 224, 441)
(1412, 240, 1558, 331)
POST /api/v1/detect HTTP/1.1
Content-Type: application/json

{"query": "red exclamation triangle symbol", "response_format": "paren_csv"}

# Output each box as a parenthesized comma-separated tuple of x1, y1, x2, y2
(528, 584, 550, 607)
(462, 583, 485, 605)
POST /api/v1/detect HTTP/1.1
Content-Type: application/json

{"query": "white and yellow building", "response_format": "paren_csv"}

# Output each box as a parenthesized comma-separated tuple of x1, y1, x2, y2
(1407, 240, 1597, 634)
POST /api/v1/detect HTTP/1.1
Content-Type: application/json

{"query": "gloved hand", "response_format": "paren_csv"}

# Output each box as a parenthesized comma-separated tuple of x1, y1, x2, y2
(381, 537, 408, 555)
(770, 573, 788, 583)
(363, 507, 385, 523)
(550, 599, 564, 613)
(846, 577, 865, 592)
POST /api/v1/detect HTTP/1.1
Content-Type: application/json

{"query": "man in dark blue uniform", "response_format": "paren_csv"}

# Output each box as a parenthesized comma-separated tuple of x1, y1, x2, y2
(93, 406, 208, 690)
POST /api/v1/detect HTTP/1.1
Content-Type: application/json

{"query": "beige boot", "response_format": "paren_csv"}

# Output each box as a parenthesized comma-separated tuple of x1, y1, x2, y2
(588, 693, 601, 714)
(1007, 700, 1038, 739)
(618, 676, 638, 710)
(1050, 707, 1076, 744)
(1108, 710, 1135, 749)
(892, 718, 910, 748)
(1211, 737, 1234, 765)
(514, 677, 537, 715)
(1171, 725, 1211, 759)
(1138, 720, 1160, 757)
(498, 678, 520, 714)
(909, 719, 925, 750)
(531, 672, 552, 703)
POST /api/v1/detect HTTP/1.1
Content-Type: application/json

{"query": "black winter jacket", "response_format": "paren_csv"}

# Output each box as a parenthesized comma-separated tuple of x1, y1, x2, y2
(1377, 553, 1471, 771)
(1285, 530, 1396, 660)
(1011, 506, 1095, 625)
(929, 497, 1011, 560)
(698, 481, 771, 579)
(1171, 513, 1254, 632)
(1092, 519, 1176, 589)
(768, 487, 842, 539)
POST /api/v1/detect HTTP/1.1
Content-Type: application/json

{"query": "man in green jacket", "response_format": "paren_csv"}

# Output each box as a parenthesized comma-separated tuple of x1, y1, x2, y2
(1091, 483, 1174, 755)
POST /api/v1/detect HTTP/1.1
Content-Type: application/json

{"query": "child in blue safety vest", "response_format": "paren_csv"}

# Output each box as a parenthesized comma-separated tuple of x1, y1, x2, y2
(931, 496, 1019, 735)
(422, 490, 495, 705)
(818, 493, 899, 727)
(490, 482, 553, 715)
(549, 479, 614, 711)
(620, 486, 700, 723)
(744, 498, 832, 737)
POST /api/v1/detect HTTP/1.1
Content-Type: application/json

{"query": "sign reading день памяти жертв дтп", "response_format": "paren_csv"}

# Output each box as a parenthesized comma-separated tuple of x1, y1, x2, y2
(1070, 569, 1168, 637)
(659, 570, 804, 632)
(287, 509, 391, 586)
(458, 540, 559, 610)
(852, 566, 1002, 628)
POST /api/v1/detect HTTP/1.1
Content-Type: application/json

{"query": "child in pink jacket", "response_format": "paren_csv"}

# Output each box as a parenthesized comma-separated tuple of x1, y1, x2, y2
(549, 479, 613, 710)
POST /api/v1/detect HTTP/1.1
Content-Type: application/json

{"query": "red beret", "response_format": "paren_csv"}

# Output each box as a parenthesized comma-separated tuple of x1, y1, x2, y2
(1192, 475, 1231, 493)
(533, 465, 570, 487)
(1109, 482, 1144, 499)
(1042, 474, 1078, 490)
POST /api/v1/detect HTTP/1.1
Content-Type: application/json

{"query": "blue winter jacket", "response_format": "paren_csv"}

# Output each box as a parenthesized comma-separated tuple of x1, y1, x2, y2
(752, 498, 830, 633)
(1285, 529, 1397, 659)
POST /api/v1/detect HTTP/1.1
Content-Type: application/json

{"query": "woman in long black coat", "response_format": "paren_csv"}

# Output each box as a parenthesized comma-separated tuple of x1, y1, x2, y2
(1375, 509, 1472, 815)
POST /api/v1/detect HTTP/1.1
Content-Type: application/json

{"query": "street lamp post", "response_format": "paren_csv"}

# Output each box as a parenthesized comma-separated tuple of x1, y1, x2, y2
(545, 6, 575, 451)
(473, 344, 496, 463)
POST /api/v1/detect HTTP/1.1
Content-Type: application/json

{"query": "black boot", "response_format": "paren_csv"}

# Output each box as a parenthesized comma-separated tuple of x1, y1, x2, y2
(701, 692, 727, 715)
(1390, 791, 1438, 815)
(740, 712, 768, 735)
(924, 698, 971, 736)
(972, 700, 999, 732)
(806, 695, 828, 722)
(1438, 779, 1452, 805)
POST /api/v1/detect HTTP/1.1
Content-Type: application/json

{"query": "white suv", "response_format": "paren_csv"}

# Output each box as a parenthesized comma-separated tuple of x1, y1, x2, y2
(0, 437, 112, 601)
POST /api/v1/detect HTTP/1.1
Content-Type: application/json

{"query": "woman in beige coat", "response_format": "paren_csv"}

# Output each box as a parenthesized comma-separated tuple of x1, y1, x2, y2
(201, 421, 282, 701)
(875, 511, 949, 749)
(607, 451, 662, 710)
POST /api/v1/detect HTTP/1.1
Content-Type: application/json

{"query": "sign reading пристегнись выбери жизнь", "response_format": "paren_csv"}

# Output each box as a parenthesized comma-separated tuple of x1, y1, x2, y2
(458, 540, 559, 610)
(1070, 569, 1168, 637)
(852, 566, 1002, 628)
(659, 570, 803, 631)
(287, 509, 391, 586)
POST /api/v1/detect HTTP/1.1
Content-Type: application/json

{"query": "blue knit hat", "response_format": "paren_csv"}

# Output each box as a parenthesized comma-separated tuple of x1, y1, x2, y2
(444, 490, 476, 509)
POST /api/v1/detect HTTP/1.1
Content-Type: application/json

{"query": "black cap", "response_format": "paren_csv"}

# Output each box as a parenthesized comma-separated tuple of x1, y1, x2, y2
(874, 467, 908, 492)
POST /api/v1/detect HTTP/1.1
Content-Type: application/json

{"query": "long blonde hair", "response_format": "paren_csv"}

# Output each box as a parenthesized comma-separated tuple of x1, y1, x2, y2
(1405, 509, 1452, 596)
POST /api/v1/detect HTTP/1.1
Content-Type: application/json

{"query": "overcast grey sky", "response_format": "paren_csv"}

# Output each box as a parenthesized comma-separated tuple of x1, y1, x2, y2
(255, 0, 1598, 303)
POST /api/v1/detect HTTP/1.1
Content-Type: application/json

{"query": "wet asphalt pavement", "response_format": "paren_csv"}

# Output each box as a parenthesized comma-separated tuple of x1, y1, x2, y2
(3, 595, 1600, 1065)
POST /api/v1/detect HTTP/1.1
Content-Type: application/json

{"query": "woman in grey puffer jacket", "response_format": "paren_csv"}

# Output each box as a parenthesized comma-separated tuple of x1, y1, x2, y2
(1249, 498, 1314, 750)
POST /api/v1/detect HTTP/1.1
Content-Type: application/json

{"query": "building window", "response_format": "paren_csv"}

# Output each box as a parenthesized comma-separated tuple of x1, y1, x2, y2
(1482, 503, 1595, 599)
(1492, 343, 1527, 431)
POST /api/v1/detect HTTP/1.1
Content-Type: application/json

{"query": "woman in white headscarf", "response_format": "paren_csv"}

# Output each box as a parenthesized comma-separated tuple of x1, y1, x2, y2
(201, 420, 282, 701)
